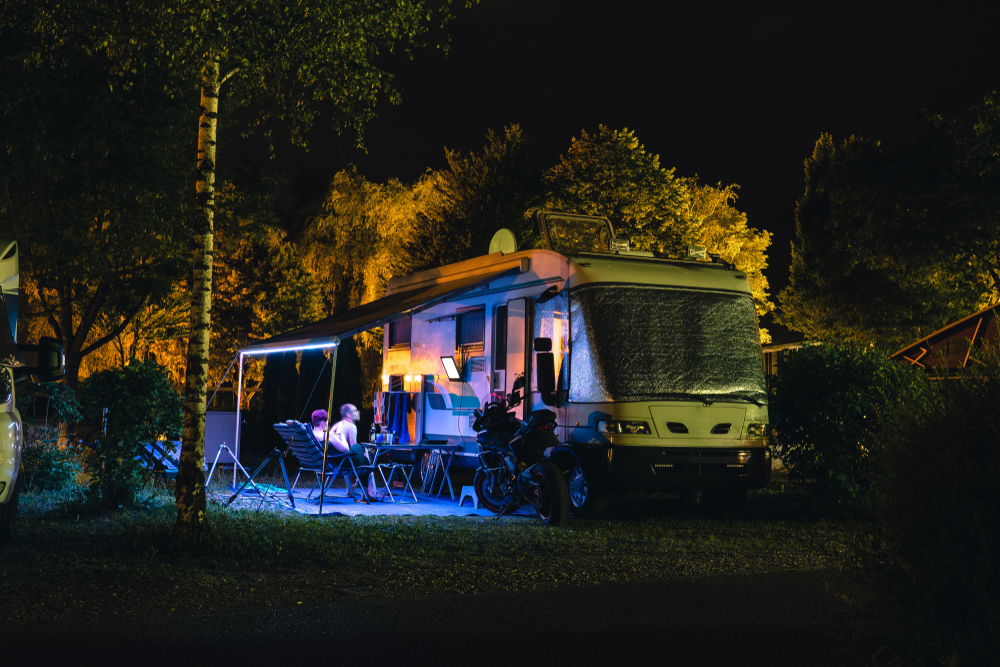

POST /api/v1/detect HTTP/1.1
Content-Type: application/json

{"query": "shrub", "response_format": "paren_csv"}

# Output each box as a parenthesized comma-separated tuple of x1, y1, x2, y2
(16, 382, 84, 491)
(21, 426, 82, 491)
(769, 343, 926, 506)
(15, 381, 83, 427)
(77, 360, 182, 507)
(866, 359, 1000, 665)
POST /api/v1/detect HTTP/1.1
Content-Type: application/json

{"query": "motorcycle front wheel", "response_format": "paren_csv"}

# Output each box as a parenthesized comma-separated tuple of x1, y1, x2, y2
(474, 469, 512, 514)
(530, 461, 569, 527)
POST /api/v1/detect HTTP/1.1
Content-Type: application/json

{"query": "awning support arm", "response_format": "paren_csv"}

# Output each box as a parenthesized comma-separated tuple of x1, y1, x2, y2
(318, 338, 339, 516)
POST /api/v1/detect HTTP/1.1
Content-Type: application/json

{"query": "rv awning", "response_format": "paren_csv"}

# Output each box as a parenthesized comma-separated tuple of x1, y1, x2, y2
(240, 266, 521, 355)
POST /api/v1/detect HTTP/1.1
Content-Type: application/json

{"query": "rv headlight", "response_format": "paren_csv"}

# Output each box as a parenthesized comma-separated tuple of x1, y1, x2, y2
(745, 422, 768, 438)
(596, 420, 651, 435)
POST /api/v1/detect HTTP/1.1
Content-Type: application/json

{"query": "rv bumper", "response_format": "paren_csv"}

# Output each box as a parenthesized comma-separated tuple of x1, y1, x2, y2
(569, 443, 771, 494)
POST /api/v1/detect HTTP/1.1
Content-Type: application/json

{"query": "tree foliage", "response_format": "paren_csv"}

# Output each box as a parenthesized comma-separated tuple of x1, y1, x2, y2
(545, 126, 695, 256)
(769, 343, 926, 506)
(5, 0, 467, 530)
(302, 167, 433, 400)
(77, 360, 183, 507)
(213, 180, 324, 403)
(867, 353, 1000, 665)
(408, 124, 541, 271)
(0, 20, 190, 387)
(780, 96, 1000, 348)
(682, 179, 774, 340)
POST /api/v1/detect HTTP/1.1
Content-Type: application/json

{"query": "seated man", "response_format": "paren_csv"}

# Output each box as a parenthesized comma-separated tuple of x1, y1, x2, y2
(311, 406, 367, 468)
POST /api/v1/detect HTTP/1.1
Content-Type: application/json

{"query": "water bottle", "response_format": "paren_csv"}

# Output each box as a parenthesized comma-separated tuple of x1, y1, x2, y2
(369, 423, 377, 444)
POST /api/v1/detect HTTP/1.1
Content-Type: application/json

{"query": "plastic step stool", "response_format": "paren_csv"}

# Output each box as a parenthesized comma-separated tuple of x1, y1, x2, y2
(458, 485, 479, 509)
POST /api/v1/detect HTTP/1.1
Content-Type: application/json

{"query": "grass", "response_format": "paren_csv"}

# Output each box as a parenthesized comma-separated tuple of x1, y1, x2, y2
(1, 478, 861, 623)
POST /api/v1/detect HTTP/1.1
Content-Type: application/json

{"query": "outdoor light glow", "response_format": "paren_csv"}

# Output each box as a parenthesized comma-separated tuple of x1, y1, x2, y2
(241, 342, 337, 356)
(440, 356, 461, 381)
(413, 374, 422, 384)
(382, 373, 389, 384)
(404, 374, 413, 382)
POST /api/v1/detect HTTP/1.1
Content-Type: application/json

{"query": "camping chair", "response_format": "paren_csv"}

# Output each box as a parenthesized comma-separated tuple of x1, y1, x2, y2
(136, 440, 181, 480)
(273, 421, 377, 504)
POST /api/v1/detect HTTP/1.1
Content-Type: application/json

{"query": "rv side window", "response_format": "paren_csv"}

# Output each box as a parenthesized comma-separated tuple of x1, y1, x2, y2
(493, 305, 507, 370)
(456, 309, 485, 350)
(389, 316, 411, 348)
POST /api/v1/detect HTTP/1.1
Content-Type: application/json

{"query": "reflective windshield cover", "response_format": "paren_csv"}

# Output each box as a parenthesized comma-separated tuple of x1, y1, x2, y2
(568, 284, 766, 404)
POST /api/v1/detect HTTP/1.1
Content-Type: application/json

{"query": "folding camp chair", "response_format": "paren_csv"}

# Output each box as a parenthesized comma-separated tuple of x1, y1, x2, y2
(273, 421, 377, 504)
(136, 440, 181, 479)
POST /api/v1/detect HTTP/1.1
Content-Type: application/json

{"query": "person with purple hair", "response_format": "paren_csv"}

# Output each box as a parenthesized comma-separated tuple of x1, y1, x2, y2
(311, 406, 367, 467)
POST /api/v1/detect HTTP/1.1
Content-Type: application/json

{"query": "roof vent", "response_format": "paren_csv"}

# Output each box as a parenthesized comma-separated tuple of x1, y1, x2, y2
(666, 422, 689, 434)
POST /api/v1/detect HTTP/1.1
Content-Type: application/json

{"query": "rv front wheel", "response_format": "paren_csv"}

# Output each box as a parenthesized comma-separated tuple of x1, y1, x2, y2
(568, 465, 609, 519)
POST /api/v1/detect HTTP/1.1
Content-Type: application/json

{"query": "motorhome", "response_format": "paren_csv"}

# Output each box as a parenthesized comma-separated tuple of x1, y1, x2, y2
(378, 213, 770, 515)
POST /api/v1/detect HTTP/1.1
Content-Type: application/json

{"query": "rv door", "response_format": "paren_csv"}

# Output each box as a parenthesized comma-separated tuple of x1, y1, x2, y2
(506, 298, 528, 420)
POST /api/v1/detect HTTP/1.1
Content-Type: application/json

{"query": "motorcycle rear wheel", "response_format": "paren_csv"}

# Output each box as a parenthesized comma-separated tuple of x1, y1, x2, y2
(531, 461, 569, 527)
(474, 469, 511, 514)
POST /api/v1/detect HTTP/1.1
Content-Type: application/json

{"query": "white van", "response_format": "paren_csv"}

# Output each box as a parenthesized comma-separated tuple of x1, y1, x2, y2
(378, 213, 770, 516)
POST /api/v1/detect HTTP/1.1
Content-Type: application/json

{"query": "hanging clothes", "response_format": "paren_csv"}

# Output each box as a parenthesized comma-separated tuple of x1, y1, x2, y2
(386, 392, 411, 444)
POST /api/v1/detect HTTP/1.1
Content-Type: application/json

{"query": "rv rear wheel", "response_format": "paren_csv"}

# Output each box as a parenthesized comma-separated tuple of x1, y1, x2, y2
(568, 465, 609, 519)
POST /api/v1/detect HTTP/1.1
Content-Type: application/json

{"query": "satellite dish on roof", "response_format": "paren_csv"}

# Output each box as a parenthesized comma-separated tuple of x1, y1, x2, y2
(489, 228, 517, 255)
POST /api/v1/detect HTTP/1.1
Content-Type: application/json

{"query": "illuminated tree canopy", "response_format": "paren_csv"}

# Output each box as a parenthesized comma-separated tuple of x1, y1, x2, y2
(780, 96, 1000, 348)
(545, 126, 696, 257)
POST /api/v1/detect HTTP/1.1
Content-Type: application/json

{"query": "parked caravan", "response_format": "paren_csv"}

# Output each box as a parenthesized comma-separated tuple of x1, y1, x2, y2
(378, 213, 770, 516)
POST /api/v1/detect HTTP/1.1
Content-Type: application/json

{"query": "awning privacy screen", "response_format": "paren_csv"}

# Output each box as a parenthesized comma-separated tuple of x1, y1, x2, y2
(240, 267, 521, 355)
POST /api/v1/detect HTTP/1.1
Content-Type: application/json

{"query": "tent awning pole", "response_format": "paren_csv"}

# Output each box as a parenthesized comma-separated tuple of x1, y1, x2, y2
(319, 339, 339, 516)
(234, 352, 244, 489)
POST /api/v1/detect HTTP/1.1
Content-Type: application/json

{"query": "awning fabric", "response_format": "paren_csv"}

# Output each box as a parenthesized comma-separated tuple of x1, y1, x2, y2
(240, 267, 520, 355)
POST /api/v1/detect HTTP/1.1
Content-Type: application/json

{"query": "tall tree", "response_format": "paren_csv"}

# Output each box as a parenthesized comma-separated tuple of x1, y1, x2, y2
(544, 126, 695, 256)
(408, 124, 541, 270)
(779, 96, 1000, 348)
(302, 167, 433, 400)
(682, 179, 774, 341)
(13, 0, 467, 531)
(0, 21, 189, 388)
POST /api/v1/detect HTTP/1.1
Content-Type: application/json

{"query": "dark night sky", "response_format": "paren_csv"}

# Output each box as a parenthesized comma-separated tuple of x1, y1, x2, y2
(233, 0, 999, 328)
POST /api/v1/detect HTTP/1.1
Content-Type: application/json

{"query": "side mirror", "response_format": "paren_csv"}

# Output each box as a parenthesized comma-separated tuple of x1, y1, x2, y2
(15, 337, 64, 382)
(533, 338, 556, 406)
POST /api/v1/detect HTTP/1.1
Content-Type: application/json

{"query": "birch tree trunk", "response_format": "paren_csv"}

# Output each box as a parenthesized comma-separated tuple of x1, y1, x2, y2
(176, 57, 219, 532)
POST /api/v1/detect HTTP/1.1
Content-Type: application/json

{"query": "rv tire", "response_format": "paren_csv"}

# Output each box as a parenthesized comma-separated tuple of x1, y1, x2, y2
(531, 461, 569, 527)
(568, 465, 609, 519)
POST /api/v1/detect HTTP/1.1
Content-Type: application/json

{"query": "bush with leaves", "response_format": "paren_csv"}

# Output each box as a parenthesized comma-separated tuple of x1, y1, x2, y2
(77, 360, 182, 507)
(769, 343, 926, 506)
(15, 382, 84, 491)
(864, 358, 1000, 665)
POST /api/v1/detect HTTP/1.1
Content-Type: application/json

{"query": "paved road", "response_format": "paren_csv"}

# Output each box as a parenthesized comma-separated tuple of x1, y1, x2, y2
(7, 569, 867, 666)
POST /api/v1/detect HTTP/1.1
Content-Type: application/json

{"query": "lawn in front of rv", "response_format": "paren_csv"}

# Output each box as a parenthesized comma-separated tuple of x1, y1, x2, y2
(0, 477, 860, 623)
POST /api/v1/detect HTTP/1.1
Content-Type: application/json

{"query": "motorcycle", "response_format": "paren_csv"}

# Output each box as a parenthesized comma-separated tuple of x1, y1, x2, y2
(472, 375, 570, 527)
